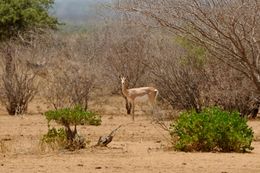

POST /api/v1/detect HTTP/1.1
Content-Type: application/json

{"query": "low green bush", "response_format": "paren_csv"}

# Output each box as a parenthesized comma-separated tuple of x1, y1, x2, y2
(41, 127, 67, 150)
(44, 106, 101, 126)
(42, 106, 101, 150)
(170, 107, 254, 152)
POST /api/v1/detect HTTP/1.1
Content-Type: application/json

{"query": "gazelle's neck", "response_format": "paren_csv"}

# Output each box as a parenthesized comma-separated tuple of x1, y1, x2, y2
(121, 83, 129, 97)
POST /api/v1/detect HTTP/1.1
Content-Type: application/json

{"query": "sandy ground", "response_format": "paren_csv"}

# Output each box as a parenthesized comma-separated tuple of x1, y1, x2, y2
(0, 97, 260, 173)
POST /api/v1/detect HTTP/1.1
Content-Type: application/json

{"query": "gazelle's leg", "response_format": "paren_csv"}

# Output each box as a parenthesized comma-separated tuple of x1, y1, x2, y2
(132, 101, 135, 121)
(148, 95, 156, 115)
(125, 98, 131, 115)
(151, 103, 155, 115)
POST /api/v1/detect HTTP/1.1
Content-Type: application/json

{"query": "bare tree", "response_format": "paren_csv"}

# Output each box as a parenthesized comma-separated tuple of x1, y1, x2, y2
(116, 0, 260, 91)
(41, 33, 97, 110)
(149, 36, 210, 113)
(44, 60, 94, 110)
(207, 58, 258, 117)
(110, 0, 260, 117)
(102, 21, 152, 89)
(0, 42, 39, 115)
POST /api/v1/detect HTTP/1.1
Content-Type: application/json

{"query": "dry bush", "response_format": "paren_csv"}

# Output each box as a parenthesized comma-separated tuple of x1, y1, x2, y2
(150, 37, 209, 113)
(208, 60, 259, 118)
(0, 42, 40, 115)
(42, 33, 97, 110)
(45, 63, 94, 110)
(149, 34, 258, 117)
(102, 21, 152, 91)
(153, 60, 208, 113)
(0, 31, 59, 115)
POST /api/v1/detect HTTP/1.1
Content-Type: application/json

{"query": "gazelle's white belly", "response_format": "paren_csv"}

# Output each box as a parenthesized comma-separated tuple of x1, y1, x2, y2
(135, 95, 149, 103)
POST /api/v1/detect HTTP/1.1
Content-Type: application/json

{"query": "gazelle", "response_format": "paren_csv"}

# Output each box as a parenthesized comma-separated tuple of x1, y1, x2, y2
(120, 77, 158, 120)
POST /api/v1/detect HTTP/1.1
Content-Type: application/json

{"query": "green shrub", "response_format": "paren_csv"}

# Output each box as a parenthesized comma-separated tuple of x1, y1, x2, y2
(44, 106, 101, 126)
(41, 127, 67, 150)
(170, 107, 254, 152)
(42, 106, 101, 150)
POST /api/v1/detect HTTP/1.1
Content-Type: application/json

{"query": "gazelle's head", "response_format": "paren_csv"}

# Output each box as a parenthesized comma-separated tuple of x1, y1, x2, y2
(120, 76, 126, 85)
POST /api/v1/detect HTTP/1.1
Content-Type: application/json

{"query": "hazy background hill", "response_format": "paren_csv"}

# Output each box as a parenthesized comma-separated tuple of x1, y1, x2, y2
(53, 0, 109, 26)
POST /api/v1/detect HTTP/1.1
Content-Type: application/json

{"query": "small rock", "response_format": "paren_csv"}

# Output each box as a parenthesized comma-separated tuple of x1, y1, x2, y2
(77, 164, 84, 167)
(95, 166, 102, 169)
